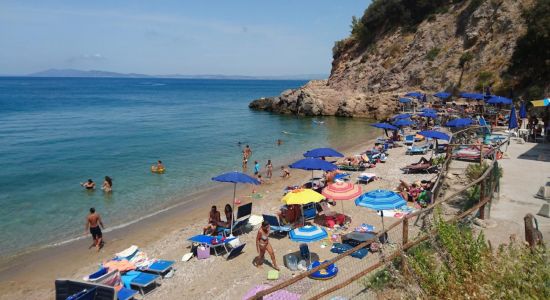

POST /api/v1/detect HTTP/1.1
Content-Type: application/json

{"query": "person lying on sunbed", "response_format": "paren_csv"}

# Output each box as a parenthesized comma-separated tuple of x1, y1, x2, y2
(411, 157, 432, 165)
(203, 205, 221, 235)
(397, 180, 422, 202)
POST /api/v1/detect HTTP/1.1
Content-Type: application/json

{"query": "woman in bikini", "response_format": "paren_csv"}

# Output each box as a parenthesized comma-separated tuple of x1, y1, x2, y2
(102, 176, 113, 193)
(253, 221, 279, 270)
(203, 205, 221, 235)
(266, 160, 273, 179)
(217, 204, 233, 228)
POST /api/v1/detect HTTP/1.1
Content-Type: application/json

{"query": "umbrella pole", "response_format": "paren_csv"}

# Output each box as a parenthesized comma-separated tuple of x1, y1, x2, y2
(380, 211, 386, 242)
(341, 200, 345, 215)
(231, 183, 236, 236)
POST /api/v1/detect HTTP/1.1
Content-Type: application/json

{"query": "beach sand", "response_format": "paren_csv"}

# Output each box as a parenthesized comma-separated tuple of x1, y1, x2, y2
(0, 138, 435, 300)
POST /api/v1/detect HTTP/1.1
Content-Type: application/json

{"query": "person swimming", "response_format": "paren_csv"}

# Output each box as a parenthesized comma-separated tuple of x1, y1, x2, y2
(102, 176, 113, 193)
(151, 160, 165, 173)
(81, 179, 96, 190)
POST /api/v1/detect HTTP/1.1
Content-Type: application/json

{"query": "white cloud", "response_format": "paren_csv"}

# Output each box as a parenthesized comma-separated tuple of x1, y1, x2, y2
(67, 53, 106, 64)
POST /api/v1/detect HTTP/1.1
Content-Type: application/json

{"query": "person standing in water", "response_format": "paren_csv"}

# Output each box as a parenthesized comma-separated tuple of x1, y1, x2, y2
(254, 161, 260, 177)
(243, 145, 252, 159)
(266, 160, 273, 179)
(242, 155, 248, 172)
(85, 208, 105, 252)
(102, 176, 113, 193)
(81, 179, 96, 190)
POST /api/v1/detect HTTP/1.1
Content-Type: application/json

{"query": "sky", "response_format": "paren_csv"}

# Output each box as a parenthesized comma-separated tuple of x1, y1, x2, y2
(0, 1, 371, 76)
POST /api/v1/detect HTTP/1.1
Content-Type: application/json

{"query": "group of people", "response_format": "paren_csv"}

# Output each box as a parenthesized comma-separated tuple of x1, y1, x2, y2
(81, 176, 113, 193)
(241, 144, 291, 182)
(397, 179, 433, 207)
(203, 204, 233, 235)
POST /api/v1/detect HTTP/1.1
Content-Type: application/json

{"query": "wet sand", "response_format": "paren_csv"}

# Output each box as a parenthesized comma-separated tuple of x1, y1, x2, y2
(0, 136, 437, 299)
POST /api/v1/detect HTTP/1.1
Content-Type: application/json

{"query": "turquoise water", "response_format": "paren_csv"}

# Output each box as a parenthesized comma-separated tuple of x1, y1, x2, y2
(0, 77, 377, 256)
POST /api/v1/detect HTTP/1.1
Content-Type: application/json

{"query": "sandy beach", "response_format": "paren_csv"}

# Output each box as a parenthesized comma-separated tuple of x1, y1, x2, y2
(0, 134, 437, 300)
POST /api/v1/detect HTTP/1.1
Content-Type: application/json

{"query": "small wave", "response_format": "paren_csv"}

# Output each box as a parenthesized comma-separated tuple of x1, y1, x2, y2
(138, 82, 167, 86)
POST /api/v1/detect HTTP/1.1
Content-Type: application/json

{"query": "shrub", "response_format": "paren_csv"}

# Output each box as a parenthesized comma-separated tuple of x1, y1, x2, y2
(459, 51, 474, 68)
(426, 47, 441, 61)
(475, 71, 494, 91)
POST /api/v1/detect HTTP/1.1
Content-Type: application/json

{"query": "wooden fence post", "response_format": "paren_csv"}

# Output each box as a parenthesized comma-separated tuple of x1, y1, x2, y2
(478, 180, 486, 220)
(402, 217, 409, 245)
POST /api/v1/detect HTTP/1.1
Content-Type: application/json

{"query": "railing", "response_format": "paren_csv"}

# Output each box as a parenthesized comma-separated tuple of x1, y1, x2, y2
(251, 130, 505, 300)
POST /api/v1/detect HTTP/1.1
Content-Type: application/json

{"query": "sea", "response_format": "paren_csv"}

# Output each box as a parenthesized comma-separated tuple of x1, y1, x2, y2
(0, 77, 377, 257)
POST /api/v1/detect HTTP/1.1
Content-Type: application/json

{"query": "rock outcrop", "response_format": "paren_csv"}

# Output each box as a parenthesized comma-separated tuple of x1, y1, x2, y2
(250, 0, 539, 119)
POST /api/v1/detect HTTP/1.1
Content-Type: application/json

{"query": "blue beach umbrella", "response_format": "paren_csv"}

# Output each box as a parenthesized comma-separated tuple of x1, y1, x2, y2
(421, 108, 437, 113)
(405, 92, 423, 98)
(393, 119, 415, 127)
(303, 147, 344, 158)
(433, 92, 451, 99)
(508, 107, 518, 130)
(418, 112, 437, 119)
(445, 118, 473, 128)
(393, 113, 412, 119)
(370, 123, 398, 130)
(355, 189, 407, 232)
(519, 102, 527, 119)
(417, 130, 451, 141)
(289, 158, 337, 171)
(399, 97, 412, 103)
(289, 225, 328, 243)
(460, 92, 485, 100)
(212, 172, 261, 235)
(422, 94, 427, 102)
(487, 96, 512, 105)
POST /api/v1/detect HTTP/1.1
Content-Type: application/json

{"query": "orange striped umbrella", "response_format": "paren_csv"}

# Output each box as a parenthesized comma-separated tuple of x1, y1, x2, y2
(322, 181, 362, 200)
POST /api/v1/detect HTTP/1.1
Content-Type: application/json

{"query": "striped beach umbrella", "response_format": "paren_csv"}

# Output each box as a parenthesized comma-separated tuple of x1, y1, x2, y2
(322, 181, 362, 215)
(289, 225, 328, 243)
(531, 98, 549, 107)
(355, 189, 407, 233)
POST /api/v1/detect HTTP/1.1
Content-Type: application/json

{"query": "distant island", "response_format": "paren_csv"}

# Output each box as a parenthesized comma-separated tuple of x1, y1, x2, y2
(22, 68, 327, 81)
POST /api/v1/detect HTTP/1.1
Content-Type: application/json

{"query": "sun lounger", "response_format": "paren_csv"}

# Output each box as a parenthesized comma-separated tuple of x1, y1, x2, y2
(83, 268, 138, 300)
(262, 214, 292, 235)
(337, 164, 366, 171)
(121, 271, 159, 296)
(302, 203, 317, 222)
(218, 202, 253, 235)
(225, 243, 246, 260)
(141, 260, 175, 277)
(406, 145, 428, 155)
(357, 173, 376, 184)
(402, 163, 439, 174)
(333, 173, 350, 181)
(56, 279, 137, 300)
(188, 234, 236, 256)
(404, 135, 414, 146)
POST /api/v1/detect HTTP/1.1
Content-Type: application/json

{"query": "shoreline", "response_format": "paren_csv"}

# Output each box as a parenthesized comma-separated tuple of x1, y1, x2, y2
(0, 135, 378, 298)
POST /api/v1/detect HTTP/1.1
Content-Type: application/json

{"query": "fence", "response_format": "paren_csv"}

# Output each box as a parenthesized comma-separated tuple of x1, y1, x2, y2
(251, 129, 505, 300)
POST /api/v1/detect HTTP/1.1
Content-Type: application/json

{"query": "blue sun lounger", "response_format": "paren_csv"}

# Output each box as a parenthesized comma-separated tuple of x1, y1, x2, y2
(121, 271, 159, 296)
(56, 279, 138, 300)
(404, 135, 414, 146)
(406, 146, 428, 155)
(188, 234, 236, 256)
(262, 214, 291, 235)
(141, 260, 175, 278)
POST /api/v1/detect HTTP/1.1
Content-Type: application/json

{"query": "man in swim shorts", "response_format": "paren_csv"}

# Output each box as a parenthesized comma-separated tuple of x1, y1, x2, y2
(85, 207, 105, 252)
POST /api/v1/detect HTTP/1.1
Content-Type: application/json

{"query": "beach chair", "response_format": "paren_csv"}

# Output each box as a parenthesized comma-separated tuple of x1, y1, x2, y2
(187, 234, 236, 256)
(218, 202, 253, 235)
(83, 268, 138, 300)
(402, 163, 439, 174)
(120, 271, 160, 296)
(406, 145, 428, 155)
(141, 260, 175, 278)
(56, 279, 136, 300)
(404, 135, 414, 146)
(225, 243, 246, 260)
(262, 214, 292, 236)
(357, 173, 376, 184)
(302, 203, 317, 223)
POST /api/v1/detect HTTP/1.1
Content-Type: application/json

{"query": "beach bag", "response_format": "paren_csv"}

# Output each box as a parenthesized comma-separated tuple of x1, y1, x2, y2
(197, 244, 210, 260)
(284, 254, 298, 271)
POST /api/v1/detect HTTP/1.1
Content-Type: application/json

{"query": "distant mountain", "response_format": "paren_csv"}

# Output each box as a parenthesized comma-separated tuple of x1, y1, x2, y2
(26, 69, 327, 80)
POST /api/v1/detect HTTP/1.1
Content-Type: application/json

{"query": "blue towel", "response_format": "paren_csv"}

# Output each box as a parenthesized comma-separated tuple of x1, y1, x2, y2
(121, 271, 140, 289)
(188, 235, 235, 245)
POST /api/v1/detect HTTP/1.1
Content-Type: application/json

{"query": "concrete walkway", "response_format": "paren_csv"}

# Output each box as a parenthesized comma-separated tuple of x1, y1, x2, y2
(483, 139, 550, 246)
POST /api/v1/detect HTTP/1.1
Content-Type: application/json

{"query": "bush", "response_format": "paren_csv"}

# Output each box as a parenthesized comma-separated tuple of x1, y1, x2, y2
(459, 51, 474, 68)
(426, 47, 441, 61)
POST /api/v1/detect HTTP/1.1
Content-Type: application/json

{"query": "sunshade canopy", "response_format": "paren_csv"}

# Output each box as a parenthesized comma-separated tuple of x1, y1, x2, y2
(417, 130, 451, 141)
(281, 189, 325, 205)
(303, 147, 344, 158)
(289, 158, 337, 171)
(355, 189, 407, 211)
(289, 225, 328, 243)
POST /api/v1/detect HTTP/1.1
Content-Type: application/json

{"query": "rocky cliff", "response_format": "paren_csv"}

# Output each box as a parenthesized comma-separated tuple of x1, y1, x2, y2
(250, 0, 547, 119)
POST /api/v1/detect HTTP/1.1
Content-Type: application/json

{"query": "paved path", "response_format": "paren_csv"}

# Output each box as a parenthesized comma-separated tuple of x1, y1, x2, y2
(483, 140, 550, 246)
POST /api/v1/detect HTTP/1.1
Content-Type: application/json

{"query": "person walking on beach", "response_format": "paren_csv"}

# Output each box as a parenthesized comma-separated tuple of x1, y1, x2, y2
(81, 179, 96, 190)
(85, 208, 105, 252)
(253, 221, 279, 270)
(266, 160, 273, 179)
(242, 155, 248, 172)
(102, 176, 113, 193)
(254, 161, 260, 177)
(281, 166, 290, 179)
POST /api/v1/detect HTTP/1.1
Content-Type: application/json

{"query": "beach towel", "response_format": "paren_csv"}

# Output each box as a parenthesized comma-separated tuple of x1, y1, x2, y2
(120, 271, 141, 289)
(103, 260, 136, 273)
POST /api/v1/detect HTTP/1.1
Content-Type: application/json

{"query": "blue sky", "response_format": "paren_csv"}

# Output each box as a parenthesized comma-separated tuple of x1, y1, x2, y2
(0, 1, 371, 76)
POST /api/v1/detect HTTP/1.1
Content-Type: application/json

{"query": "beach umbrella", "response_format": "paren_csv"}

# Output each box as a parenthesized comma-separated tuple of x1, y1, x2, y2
(212, 171, 260, 235)
(519, 101, 527, 119)
(531, 98, 549, 107)
(433, 92, 451, 99)
(370, 123, 398, 130)
(393, 113, 412, 119)
(460, 92, 485, 100)
(355, 189, 407, 232)
(244, 285, 300, 300)
(508, 107, 518, 130)
(393, 119, 415, 127)
(281, 189, 325, 205)
(487, 96, 512, 105)
(418, 112, 437, 119)
(289, 225, 328, 243)
(405, 92, 423, 98)
(303, 147, 344, 158)
(417, 130, 451, 141)
(399, 97, 412, 103)
(322, 181, 362, 214)
(421, 108, 437, 113)
(289, 157, 337, 182)
(445, 118, 473, 128)
(422, 94, 427, 102)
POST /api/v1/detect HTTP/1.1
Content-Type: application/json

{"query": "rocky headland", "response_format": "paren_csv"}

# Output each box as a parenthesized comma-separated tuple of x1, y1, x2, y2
(250, 0, 549, 119)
